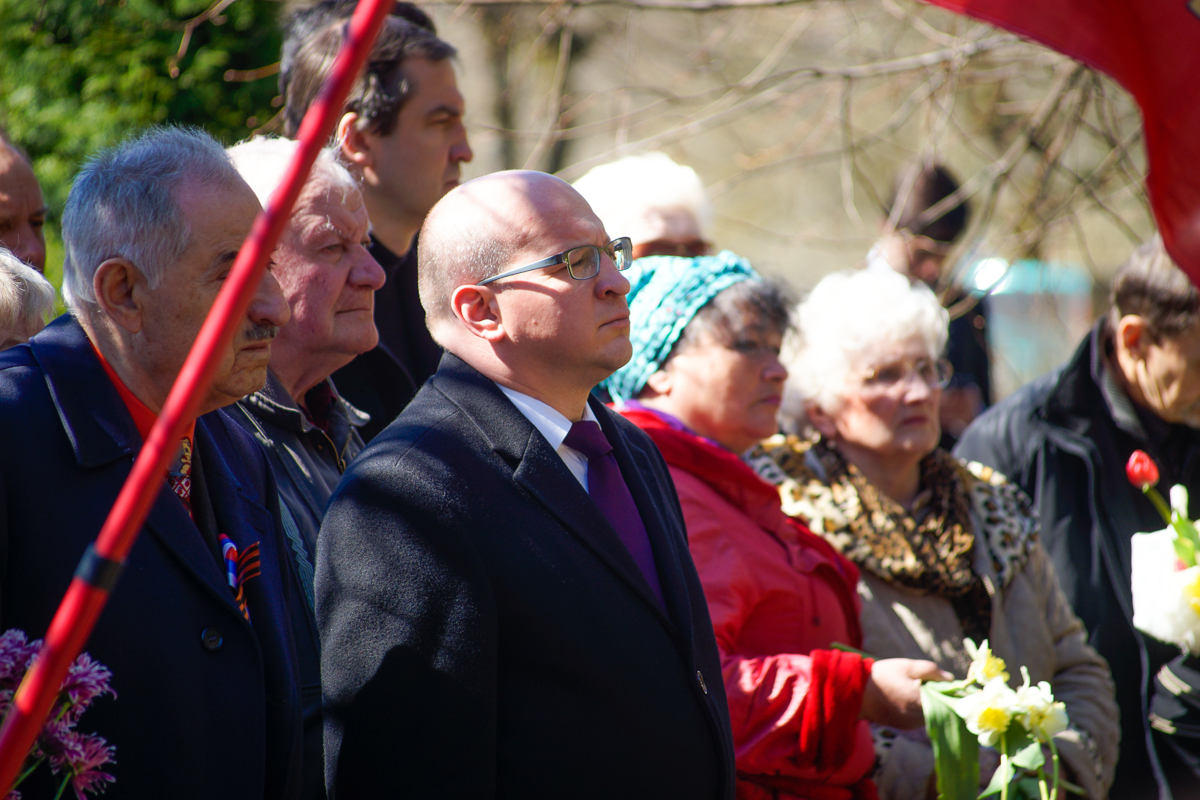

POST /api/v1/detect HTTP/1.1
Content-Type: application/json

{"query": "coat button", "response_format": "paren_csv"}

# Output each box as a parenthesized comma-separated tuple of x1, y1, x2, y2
(201, 627, 223, 651)
(696, 670, 708, 694)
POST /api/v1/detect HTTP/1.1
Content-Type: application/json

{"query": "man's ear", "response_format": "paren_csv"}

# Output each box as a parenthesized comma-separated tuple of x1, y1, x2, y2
(338, 112, 373, 171)
(805, 399, 839, 441)
(450, 284, 505, 343)
(1118, 314, 1151, 359)
(92, 258, 144, 334)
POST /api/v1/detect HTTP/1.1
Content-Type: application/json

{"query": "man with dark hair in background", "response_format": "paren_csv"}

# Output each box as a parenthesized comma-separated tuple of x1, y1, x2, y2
(869, 162, 990, 448)
(957, 238, 1200, 799)
(279, 1, 473, 440)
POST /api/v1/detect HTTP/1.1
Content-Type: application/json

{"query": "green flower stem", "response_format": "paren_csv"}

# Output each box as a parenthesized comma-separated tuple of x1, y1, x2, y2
(13, 756, 42, 788)
(1050, 738, 1061, 800)
(51, 771, 71, 800)
(1000, 731, 1009, 800)
(1145, 485, 1173, 525)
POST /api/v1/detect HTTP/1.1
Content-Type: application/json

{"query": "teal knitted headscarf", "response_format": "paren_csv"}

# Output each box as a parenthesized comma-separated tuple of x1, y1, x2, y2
(603, 250, 760, 403)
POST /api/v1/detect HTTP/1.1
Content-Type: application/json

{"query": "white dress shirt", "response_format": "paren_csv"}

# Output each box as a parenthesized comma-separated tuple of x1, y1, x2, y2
(496, 384, 597, 490)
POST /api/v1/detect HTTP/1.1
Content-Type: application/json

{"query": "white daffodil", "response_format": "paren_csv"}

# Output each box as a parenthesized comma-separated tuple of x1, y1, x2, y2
(1013, 667, 1069, 742)
(958, 676, 1018, 747)
(1172, 485, 1191, 518)
(965, 638, 1010, 685)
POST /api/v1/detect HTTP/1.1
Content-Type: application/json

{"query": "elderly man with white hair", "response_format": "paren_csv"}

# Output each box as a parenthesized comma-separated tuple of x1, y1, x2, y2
(573, 152, 714, 259)
(226, 135, 385, 800)
(747, 268, 1118, 800)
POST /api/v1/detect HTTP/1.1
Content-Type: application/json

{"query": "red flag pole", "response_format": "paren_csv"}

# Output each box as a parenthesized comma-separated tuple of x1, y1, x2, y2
(0, 0, 394, 789)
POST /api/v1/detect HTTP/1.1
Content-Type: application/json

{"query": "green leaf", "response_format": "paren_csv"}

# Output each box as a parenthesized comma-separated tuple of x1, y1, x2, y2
(1171, 513, 1200, 567)
(1010, 741, 1044, 771)
(1013, 777, 1043, 800)
(979, 756, 1013, 798)
(922, 682, 979, 800)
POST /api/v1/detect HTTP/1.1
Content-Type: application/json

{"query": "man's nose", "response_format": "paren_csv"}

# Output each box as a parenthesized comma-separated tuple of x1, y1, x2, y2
(452, 128, 473, 165)
(350, 249, 386, 291)
(595, 253, 630, 297)
(251, 269, 292, 329)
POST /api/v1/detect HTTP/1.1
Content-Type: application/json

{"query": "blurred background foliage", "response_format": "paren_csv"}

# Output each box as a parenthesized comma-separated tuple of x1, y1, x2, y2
(0, 0, 284, 226)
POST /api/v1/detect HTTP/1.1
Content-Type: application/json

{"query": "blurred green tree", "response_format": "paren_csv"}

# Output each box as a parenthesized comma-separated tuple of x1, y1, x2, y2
(0, 0, 285, 281)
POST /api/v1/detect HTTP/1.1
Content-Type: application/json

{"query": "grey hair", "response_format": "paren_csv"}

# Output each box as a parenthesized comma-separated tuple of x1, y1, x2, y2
(670, 278, 793, 358)
(789, 268, 948, 413)
(0, 246, 56, 347)
(61, 126, 244, 314)
(226, 135, 359, 211)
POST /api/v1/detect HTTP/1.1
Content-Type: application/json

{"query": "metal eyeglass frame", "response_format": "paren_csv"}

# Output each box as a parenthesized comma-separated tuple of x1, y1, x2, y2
(476, 237, 633, 286)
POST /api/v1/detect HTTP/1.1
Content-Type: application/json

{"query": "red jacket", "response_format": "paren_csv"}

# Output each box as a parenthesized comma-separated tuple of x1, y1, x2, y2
(621, 408, 878, 800)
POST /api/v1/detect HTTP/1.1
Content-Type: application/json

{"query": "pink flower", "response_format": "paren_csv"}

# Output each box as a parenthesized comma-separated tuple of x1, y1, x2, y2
(65, 733, 116, 800)
(57, 653, 116, 723)
(0, 630, 38, 691)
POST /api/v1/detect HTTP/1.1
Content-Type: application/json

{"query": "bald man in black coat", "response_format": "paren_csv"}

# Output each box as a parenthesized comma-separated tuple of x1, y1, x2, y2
(317, 171, 735, 799)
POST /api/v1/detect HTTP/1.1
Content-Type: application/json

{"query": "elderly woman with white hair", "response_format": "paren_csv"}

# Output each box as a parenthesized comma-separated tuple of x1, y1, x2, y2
(604, 252, 952, 800)
(748, 269, 1119, 799)
(573, 152, 714, 259)
(0, 245, 55, 349)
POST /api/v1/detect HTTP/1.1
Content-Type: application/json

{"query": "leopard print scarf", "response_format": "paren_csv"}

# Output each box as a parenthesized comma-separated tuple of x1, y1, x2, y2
(748, 437, 992, 643)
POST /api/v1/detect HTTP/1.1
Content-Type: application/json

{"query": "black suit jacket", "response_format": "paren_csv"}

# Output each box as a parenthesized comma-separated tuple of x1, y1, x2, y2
(0, 316, 303, 800)
(317, 352, 736, 799)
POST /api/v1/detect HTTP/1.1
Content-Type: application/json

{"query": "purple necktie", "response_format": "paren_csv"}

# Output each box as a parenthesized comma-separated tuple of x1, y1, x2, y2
(564, 420, 666, 609)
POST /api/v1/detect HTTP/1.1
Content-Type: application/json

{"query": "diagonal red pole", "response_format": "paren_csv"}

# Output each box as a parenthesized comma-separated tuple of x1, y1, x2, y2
(0, 0, 394, 789)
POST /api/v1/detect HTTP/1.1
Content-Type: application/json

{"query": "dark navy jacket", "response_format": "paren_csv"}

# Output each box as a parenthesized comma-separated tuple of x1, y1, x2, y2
(0, 316, 302, 800)
(317, 352, 736, 799)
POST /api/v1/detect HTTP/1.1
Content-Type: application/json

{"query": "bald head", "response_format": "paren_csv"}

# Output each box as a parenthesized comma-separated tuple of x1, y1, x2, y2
(0, 141, 47, 272)
(418, 170, 592, 341)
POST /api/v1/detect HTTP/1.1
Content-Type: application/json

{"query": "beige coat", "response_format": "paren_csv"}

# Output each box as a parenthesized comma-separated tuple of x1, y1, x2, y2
(855, 468, 1119, 800)
(752, 443, 1121, 800)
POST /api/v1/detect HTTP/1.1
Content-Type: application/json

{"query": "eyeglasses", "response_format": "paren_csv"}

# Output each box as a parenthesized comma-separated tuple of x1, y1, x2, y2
(477, 237, 633, 286)
(861, 357, 953, 392)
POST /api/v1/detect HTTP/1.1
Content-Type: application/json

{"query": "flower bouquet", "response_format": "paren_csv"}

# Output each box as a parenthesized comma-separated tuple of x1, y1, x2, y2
(0, 629, 116, 800)
(921, 639, 1079, 800)
(1125, 450, 1200, 652)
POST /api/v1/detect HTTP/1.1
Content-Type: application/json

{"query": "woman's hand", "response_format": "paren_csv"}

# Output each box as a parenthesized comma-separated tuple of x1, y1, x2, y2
(860, 658, 952, 729)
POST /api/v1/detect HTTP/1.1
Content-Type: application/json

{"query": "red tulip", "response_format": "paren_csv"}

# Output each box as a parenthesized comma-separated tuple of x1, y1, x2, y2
(1127, 450, 1160, 490)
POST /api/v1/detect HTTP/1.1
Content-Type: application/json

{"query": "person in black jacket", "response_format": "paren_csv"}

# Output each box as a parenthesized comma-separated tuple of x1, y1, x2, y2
(0, 127, 303, 799)
(956, 237, 1200, 800)
(317, 170, 737, 798)
(281, 2, 474, 438)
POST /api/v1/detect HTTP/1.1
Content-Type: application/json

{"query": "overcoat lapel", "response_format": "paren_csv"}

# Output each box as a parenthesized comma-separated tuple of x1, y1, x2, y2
(433, 354, 676, 630)
(32, 315, 262, 625)
(593, 400, 694, 639)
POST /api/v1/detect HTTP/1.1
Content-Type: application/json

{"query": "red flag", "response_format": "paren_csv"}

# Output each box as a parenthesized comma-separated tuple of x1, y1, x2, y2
(920, 0, 1200, 280)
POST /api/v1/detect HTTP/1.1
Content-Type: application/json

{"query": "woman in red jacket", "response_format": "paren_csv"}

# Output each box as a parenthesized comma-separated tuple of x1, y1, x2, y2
(602, 252, 945, 800)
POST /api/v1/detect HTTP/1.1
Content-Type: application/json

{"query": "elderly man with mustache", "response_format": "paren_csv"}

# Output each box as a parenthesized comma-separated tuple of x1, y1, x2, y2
(0, 127, 305, 800)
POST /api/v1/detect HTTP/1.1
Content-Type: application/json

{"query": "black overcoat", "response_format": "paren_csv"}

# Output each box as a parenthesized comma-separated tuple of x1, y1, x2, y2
(317, 352, 736, 799)
(0, 316, 303, 800)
